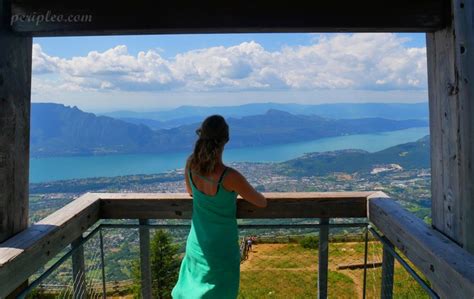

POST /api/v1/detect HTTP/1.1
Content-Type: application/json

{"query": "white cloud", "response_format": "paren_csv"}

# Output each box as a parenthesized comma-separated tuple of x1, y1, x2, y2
(32, 33, 427, 95)
(32, 44, 62, 74)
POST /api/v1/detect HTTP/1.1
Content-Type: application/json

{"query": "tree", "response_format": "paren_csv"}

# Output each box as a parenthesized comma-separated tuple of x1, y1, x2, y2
(132, 230, 181, 299)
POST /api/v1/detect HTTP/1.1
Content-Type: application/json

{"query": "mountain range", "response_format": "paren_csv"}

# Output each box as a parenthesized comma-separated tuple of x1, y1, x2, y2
(104, 102, 428, 129)
(29, 136, 431, 194)
(31, 103, 428, 157)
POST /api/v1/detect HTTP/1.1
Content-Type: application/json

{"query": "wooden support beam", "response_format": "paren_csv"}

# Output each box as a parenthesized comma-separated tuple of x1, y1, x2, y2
(71, 236, 86, 299)
(0, 1, 32, 296)
(139, 219, 152, 299)
(99, 230, 107, 298)
(318, 218, 329, 299)
(368, 197, 474, 298)
(99, 192, 371, 219)
(426, 0, 474, 253)
(380, 240, 395, 299)
(0, 0, 32, 243)
(9, 0, 449, 36)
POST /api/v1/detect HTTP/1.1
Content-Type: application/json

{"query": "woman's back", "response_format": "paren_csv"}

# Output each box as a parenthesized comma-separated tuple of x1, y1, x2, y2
(187, 164, 267, 209)
(172, 115, 266, 299)
(186, 166, 240, 261)
(172, 166, 240, 299)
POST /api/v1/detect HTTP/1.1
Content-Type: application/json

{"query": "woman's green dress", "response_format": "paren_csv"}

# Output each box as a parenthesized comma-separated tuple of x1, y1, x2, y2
(171, 167, 240, 299)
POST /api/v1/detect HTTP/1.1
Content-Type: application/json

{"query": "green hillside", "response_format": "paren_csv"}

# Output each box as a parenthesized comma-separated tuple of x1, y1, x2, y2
(277, 136, 430, 177)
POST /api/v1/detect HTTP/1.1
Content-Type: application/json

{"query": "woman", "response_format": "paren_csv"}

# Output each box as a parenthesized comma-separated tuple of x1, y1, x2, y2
(171, 115, 267, 299)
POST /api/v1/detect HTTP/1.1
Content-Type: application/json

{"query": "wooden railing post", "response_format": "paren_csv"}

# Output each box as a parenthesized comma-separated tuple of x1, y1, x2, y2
(139, 219, 152, 299)
(318, 218, 329, 299)
(380, 238, 395, 299)
(72, 236, 86, 299)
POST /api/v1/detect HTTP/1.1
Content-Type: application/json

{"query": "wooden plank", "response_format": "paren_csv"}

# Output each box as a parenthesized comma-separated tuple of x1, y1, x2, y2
(337, 261, 382, 270)
(99, 192, 371, 219)
(9, 0, 449, 36)
(426, 30, 452, 242)
(368, 197, 474, 299)
(426, 0, 474, 252)
(0, 0, 32, 243)
(0, 193, 101, 298)
(426, 9, 462, 246)
(452, 0, 474, 254)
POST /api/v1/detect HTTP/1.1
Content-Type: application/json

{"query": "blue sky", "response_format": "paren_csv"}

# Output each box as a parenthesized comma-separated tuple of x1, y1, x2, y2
(35, 33, 426, 58)
(32, 33, 428, 112)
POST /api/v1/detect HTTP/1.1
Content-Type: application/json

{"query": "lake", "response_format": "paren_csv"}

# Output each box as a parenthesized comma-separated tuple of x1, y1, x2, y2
(30, 127, 429, 183)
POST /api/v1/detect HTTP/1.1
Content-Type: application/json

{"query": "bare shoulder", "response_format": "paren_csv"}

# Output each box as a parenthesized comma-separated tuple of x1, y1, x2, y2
(222, 167, 243, 190)
(224, 166, 243, 180)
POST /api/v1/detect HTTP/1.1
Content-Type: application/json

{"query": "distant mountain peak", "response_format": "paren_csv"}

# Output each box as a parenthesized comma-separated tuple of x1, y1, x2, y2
(265, 109, 293, 116)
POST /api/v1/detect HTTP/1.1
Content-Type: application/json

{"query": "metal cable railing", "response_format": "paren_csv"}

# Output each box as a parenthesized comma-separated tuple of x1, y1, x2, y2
(369, 227, 438, 299)
(20, 220, 439, 299)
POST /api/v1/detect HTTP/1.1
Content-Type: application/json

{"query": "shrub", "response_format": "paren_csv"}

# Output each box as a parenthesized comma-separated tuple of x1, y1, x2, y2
(299, 235, 319, 249)
(132, 230, 181, 299)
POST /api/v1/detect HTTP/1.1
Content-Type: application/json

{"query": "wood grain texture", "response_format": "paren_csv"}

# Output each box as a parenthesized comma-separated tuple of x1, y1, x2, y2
(452, 0, 474, 254)
(98, 192, 371, 219)
(0, 0, 32, 243)
(426, 0, 474, 252)
(0, 193, 100, 298)
(368, 197, 474, 299)
(9, 0, 449, 36)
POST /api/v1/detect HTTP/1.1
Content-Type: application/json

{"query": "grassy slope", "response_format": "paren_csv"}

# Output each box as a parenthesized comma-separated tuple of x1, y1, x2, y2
(238, 242, 429, 299)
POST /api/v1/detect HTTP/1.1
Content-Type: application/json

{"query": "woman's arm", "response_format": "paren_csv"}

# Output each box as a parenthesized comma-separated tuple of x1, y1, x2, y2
(226, 168, 267, 208)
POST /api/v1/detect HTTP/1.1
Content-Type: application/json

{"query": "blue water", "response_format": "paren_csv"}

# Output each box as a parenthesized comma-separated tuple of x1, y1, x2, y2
(29, 127, 429, 183)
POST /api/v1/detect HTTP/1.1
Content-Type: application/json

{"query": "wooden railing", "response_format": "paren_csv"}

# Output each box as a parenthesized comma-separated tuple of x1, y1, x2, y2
(369, 196, 474, 298)
(0, 191, 473, 298)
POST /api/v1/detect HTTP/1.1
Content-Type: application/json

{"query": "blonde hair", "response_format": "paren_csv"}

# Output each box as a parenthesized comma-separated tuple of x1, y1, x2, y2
(188, 115, 229, 175)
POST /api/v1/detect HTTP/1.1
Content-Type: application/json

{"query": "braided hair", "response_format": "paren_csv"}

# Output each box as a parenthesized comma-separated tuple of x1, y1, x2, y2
(188, 115, 229, 175)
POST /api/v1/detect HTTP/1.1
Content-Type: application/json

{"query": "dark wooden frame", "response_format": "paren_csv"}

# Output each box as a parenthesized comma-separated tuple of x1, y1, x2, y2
(1, 0, 474, 297)
(10, 0, 449, 36)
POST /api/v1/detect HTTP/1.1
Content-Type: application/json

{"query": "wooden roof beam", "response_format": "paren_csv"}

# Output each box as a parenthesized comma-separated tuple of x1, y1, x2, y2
(9, 0, 450, 36)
